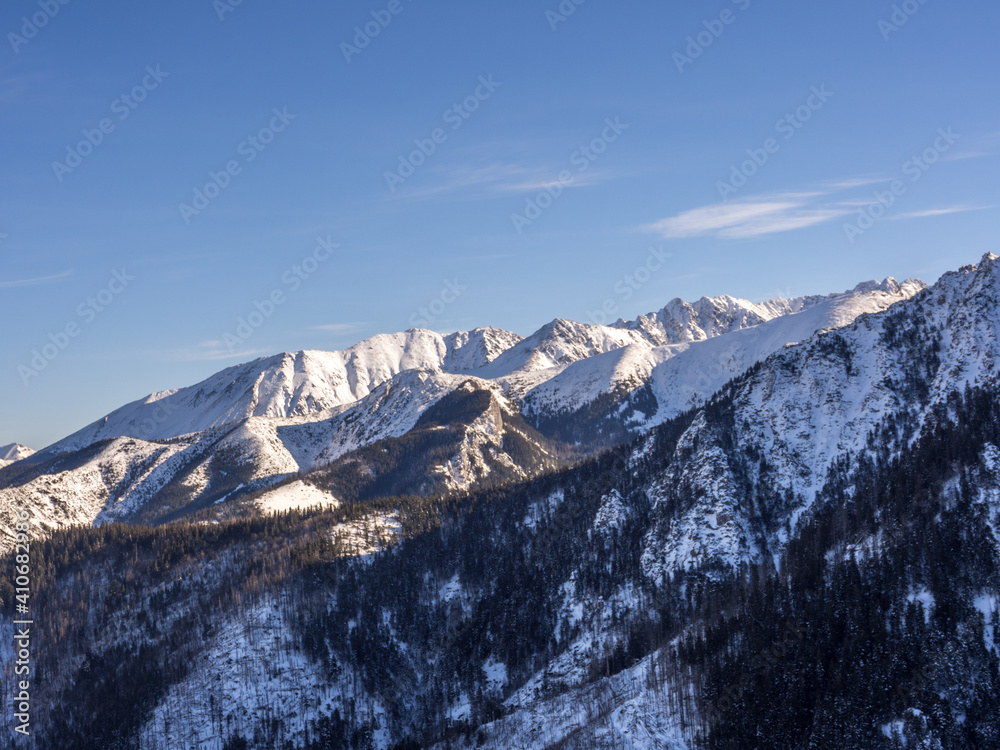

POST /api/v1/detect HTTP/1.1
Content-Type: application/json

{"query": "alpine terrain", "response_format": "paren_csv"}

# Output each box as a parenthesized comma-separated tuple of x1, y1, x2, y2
(3, 256, 999, 750)
(0, 444, 33, 470)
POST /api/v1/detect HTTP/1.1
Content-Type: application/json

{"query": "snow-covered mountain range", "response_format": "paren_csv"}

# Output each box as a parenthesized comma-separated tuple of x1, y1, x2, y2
(4, 254, 1000, 750)
(0, 275, 924, 547)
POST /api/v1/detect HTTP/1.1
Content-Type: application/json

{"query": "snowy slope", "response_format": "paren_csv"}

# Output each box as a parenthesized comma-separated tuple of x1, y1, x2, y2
(478, 318, 648, 378)
(614, 291, 823, 345)
(434, 646, 696, 750)
(731, 259, 999, 502)
(0, 373, 484, 539)
(32, 285, 889, 464)
(0, 435, 198, 546)
(276, 369, 475, 470)
(518, 343, 667, 421)
(639, 255, 998, 581)
(14, 256, 1000, 748)
(0, 443, 34, 468)
(522, 278, 923, 422)
(256, 480, 339, 513)
(479, 292, 860, 406)
(44, 328, 522, 454)
(450, 258, 998, 746)
(644, 277, 926, 424)
(307, 380, 565, 500)
(13, 256, 1000, 750)
(34, 282, 917, 462)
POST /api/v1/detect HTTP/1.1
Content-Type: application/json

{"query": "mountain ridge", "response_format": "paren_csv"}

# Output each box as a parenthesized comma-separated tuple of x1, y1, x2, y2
(36, 277, 923, 455)
(0, 274, 928, 546)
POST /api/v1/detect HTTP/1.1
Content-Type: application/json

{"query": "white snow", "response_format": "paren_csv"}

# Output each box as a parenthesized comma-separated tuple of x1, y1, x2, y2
(439, 573, 462, 602)
(44, 329, 523, 454)
(523, 490, 564, 531)
(591, 490, 630, 539)
(138, 597, 391, 750)
(0, 443, 34, 468)
(908, 588, 936, 623)
(330, 513, 402, 559)
(974, 592, 998, 652)
(256, 480, 339, 513)
(442, 646, 694, 750)
(7, 257, 991, 563)
(482, 657, 507, 693)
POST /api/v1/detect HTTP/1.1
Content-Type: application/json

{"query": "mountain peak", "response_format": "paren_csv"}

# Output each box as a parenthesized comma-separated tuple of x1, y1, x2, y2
(0, 443, 34, 468)
(616, 292, 812, 347)
(849, 276, 925, 296)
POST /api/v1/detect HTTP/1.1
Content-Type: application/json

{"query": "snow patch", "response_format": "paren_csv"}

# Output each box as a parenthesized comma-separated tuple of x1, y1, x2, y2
(256, 480, 339, 513)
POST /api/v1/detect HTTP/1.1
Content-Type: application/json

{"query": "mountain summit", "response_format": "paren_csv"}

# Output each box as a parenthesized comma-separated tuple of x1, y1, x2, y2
(0, 443, 33, 468)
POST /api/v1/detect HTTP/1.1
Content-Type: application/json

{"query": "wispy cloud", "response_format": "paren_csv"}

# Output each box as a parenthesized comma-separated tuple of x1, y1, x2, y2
(942, 151, 993, 162)
(889, 205, 993, 221)
(0, 269, 73, 289)
(494, 173, 603, 193)
(169, 342, 270, 362)
(819, 176, 889, 190)
(644, 195, 850, 239)
(644, 174, 995, 240)
(416, 163, 533, 196)
(943, 131, 1000, 162)
(310, 322, 369, 334)
(397, 162, 604, 200)
(0, 68, 47, 103)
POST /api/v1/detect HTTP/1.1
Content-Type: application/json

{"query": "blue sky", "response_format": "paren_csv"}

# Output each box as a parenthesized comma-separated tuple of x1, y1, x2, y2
(1, 0, 998, 448)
